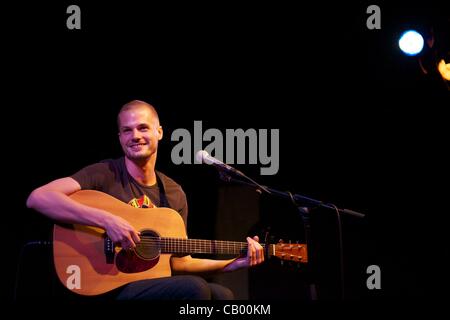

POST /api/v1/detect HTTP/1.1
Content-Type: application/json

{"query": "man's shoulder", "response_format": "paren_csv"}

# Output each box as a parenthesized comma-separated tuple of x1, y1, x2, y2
(98, 157, 124, 167)
(71, 157, 124, 189)
(75, 157, 125, 176)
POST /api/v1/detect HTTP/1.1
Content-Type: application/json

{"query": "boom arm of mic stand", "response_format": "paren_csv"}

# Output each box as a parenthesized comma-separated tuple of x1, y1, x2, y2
(219, 171, 272, 195)
(219, 173, 365, 218)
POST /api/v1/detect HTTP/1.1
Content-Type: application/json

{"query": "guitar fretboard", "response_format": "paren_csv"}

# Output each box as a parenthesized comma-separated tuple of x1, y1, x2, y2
(140, 237, 272, 255)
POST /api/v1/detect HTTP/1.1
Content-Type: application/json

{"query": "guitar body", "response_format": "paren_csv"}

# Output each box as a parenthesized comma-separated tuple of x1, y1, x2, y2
(53, 190, 187, 296)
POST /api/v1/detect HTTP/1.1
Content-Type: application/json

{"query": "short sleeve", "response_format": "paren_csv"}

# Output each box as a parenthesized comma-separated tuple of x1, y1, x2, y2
(70, 162, 114, 191)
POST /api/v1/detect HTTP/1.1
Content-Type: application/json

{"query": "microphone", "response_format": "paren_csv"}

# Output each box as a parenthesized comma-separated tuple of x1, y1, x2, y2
(195, 150, 243, 175)
(196, 150, 271, 194)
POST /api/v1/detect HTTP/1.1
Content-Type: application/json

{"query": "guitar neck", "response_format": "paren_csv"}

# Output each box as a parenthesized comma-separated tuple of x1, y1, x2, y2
(157, 237, 273, 256)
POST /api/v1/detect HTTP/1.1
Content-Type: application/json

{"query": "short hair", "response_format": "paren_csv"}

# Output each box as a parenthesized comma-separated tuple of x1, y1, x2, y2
(117, 100, 160, 129)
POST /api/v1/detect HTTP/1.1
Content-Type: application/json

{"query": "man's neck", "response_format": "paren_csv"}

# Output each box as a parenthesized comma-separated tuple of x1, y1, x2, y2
(125, 156, 157, 186)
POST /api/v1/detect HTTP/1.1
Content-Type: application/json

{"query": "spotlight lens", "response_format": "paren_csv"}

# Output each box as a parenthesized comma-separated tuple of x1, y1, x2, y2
(399, 30, 424, 56)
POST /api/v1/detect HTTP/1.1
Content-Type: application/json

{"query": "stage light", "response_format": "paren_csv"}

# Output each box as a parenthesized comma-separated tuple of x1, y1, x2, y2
(437, 59, 450, 81)
(399, 30, 424, 56)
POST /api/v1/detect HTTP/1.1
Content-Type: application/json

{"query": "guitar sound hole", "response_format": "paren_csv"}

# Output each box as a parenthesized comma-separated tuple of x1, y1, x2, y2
(135, 229, 160, 260)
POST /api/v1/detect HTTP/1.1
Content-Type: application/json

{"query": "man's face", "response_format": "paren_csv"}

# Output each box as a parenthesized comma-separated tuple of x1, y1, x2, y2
(118, 106, 163, 162)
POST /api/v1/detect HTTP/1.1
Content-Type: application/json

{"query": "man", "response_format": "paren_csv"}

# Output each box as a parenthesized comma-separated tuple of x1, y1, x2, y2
(26, 100, 264, 300)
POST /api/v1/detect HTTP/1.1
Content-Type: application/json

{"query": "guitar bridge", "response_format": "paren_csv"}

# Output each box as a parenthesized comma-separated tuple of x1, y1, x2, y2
(104, 236, 115, 264)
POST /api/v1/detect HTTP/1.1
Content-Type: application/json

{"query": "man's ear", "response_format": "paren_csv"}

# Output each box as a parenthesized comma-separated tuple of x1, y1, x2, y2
(158, 126, 163, 140)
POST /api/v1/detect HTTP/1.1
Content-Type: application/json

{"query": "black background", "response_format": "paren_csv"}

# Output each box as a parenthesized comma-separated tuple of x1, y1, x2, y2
(4, 0, 450, 309)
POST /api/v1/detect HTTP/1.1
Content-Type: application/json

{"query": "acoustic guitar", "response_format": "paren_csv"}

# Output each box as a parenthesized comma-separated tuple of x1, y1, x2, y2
(53, 190, 308, 295)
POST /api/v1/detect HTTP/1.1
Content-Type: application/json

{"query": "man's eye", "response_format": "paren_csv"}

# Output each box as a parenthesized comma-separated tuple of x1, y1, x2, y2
(140, 128, 149, 131)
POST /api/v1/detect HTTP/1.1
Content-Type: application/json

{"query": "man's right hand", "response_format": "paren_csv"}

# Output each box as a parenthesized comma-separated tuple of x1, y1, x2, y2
(103, 215, 141, 249)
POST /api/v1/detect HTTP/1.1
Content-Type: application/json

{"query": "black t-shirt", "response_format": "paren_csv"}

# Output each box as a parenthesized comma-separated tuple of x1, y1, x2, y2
(70, 157, 188, 228)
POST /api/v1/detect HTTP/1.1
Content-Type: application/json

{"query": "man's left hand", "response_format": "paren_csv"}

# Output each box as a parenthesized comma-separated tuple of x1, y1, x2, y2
(223, 235, 264, 272)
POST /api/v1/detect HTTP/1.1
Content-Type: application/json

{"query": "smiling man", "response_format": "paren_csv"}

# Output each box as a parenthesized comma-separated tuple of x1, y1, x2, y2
(26, 100, 264, 300)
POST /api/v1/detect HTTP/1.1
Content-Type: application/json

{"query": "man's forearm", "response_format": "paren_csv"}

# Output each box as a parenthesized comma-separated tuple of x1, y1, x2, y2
(172, 256, 239, 275)
(27, 189, 111, 228)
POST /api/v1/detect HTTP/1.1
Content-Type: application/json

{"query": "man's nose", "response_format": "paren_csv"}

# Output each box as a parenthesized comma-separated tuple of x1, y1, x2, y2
(131, 129, 142, 140)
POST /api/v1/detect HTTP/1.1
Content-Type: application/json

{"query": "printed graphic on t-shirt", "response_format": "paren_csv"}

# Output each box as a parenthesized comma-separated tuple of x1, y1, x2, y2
(127, 194, 156, 208)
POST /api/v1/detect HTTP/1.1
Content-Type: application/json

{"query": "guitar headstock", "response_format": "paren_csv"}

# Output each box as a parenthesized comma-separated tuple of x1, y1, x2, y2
(273, 240, 308, 263)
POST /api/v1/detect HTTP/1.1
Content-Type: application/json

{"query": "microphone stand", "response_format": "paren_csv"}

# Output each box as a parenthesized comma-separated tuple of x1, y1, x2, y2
(218, 170, 365, 301)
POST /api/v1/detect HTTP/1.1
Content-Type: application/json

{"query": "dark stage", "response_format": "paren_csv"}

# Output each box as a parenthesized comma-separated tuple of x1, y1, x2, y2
(4, 0, 449, 313)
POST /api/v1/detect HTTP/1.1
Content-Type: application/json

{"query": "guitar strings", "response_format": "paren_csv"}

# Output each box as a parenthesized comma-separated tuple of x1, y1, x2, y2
(129, 237, 300, 252)
(137, 237, 257, 246)
(131, 237, 298, 251)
